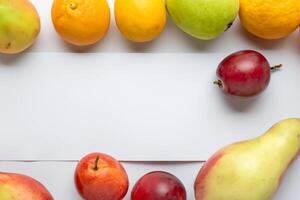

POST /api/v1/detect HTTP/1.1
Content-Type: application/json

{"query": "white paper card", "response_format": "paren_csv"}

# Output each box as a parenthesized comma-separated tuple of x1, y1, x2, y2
(0, 0, 299, 161)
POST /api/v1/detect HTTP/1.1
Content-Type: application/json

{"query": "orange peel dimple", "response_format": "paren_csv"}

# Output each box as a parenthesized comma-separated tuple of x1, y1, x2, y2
(239, 0, 300, 39)
(51, 0, 110, 46)
(69, 2, 77, 10)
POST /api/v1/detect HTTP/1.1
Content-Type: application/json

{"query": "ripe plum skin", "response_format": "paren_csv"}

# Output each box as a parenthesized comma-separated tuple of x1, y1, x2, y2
(131, 171, 187, 200)
(216, 50, 271, 97)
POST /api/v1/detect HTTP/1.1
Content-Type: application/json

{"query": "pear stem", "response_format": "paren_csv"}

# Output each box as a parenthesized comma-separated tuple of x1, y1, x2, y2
(93, 156, 100, 171)
(225, 22, 234, 31)
(270, 64, 282, 71)
(214, 80, 223, 88)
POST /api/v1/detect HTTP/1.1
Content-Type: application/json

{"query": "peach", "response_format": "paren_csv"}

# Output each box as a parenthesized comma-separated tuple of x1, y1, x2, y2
(0, 172, 53, 200)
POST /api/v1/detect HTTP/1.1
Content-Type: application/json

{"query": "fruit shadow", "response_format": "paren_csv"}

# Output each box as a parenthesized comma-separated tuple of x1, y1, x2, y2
(216, 91, 262, 113)
(59, 40, 103, 53)
(166, 19, 224, 52)
(58, 31, 160, 53)
(296, 31, 300, 54)
(56, 32, 113, 53)
(236, 24, 288, 50)
(122, 161, 204, 164)
(120, 35, 163, 53)
(0, 52, 27, 67)
(0, 41, 39, 66)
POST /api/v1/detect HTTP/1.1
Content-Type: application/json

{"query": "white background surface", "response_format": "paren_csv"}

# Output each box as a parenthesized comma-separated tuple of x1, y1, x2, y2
(0, 0, 300, 161)
(0, 160, 299, 199)
(0, 0, 300, 199)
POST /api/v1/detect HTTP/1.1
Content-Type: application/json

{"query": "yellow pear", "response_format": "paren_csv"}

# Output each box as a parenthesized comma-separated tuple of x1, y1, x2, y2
(195, 118, 300, 200)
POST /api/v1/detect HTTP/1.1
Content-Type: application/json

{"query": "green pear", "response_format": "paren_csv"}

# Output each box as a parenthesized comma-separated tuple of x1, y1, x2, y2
(166, 0, 239, 40)
(0, 0, 40, 54)
(195, 118, 300, 200)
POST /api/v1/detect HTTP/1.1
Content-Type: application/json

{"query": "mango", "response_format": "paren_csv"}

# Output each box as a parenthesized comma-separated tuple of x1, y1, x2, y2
(0, 0, 40, 54)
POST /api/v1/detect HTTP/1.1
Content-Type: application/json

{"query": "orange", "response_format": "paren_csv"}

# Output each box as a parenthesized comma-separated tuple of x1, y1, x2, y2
(51, 0, 110, 46)
(239, 0, 300, 40)
(114, 0, 167, 42)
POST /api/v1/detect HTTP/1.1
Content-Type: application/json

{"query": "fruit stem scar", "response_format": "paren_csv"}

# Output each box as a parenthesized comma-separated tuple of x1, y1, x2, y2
(214, 80, 223, 88)
(225, 22, 233, 31)
(69, 2, 77, 10)
(93, 156, 100, 171)
(5, 42, 11, 49)
(270, 64, 282, 71)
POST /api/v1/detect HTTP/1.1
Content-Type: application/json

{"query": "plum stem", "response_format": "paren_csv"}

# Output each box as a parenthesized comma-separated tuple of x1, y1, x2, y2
(270, 64, 282, 71)
(214, 80, 223, 88)
(93, 156, 100, 171)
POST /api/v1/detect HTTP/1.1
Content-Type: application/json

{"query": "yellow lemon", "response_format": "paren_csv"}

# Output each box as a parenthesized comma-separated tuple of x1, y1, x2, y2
(239, 0, 300, 39)
(114, 0, 167, 42)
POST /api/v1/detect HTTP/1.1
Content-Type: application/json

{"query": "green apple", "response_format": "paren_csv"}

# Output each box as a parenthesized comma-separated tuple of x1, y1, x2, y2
(166, 0, 239, 40)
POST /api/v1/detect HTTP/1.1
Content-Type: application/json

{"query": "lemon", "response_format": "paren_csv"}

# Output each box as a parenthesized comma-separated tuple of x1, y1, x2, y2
(239, 0, 300, 39)
(114, 0, 167, 42)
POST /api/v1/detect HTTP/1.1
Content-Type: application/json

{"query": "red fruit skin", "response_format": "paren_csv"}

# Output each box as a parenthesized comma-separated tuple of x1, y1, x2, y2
(0, 172, 54, 200)
(194, 151, 225, 199)
(131, 171, 186, 200)
(74, 153, 129, 200)
(217, 50, 271, 97)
